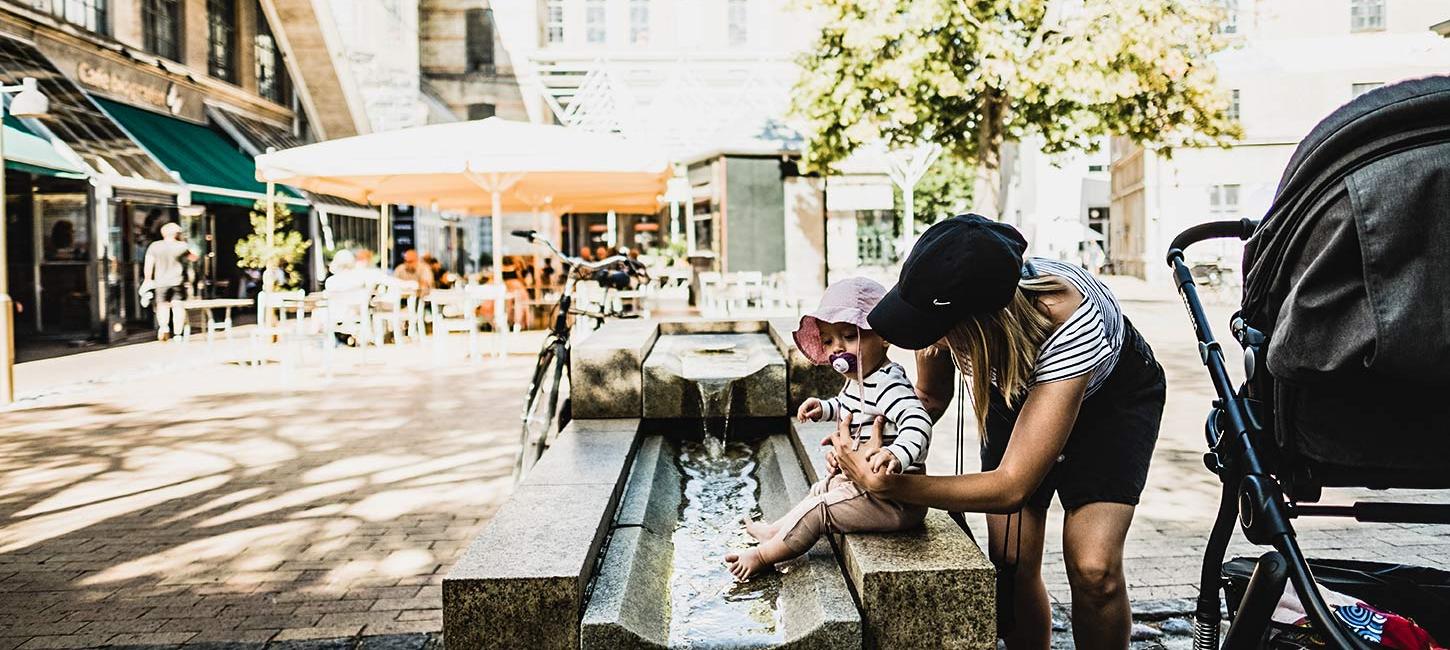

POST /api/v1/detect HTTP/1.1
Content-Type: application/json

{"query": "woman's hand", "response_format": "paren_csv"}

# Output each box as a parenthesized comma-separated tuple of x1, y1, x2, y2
(830, 416, 893, 495)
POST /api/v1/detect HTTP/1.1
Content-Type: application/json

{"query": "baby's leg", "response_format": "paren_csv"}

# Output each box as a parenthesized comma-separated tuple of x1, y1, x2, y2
(744, 475, 845, 542)
(728, 493, 831, 580)
(819, 484, 926, 534)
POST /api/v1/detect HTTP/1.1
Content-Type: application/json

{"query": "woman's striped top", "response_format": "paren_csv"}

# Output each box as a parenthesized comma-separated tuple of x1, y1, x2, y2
(1022, 257, 1125, 397)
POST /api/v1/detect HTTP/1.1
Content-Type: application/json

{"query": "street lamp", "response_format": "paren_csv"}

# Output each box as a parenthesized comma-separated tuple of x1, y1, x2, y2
(1, 77, 50, 405)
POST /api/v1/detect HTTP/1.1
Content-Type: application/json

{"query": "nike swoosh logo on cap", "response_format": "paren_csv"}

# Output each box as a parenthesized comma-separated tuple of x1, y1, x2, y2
(933, 299, 951, 306)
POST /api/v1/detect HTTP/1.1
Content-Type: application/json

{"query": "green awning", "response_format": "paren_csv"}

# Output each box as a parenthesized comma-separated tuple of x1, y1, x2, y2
(3, 120, 87, 179)
(93, 96, 297, 208)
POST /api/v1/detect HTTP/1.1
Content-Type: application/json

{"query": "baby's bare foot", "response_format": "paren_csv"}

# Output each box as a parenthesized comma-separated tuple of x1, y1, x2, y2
(743, 518, 778, 543)
(724, 549, 769, 581)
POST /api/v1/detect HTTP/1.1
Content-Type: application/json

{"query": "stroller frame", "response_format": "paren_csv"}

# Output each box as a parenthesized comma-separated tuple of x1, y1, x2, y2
(1168, 219, 1450, 649)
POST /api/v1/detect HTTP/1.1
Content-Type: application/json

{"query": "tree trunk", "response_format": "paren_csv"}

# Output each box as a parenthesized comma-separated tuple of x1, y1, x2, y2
(970, 143, 1001, 220)
(970, 92, 1006, 220)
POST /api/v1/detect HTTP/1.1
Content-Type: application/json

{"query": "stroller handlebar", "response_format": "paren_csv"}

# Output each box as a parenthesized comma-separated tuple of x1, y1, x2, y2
(1165, 218, 1260, 266)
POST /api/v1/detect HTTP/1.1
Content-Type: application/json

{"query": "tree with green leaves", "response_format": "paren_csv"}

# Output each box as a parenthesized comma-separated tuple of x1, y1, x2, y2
(236, 196, 309, 290)
(791, 0, 1242, 219)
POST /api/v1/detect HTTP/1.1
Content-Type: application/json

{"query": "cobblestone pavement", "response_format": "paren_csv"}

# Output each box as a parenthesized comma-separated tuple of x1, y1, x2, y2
(2, 289, 1448, 648)
(1, 336, 537, 648)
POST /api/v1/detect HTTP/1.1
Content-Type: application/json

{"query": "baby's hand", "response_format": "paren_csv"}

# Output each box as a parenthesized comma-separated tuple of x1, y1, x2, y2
(867, 450, 901, 475)
(797, 397, 823, 422)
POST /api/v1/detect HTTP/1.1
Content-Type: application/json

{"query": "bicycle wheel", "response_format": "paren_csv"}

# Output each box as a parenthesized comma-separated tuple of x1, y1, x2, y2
(528, 342, 568, 466)
(514, 341, 559, 480)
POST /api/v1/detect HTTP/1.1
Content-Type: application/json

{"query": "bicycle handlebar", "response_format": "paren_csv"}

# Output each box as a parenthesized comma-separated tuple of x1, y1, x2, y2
(511, 229, 649, 280)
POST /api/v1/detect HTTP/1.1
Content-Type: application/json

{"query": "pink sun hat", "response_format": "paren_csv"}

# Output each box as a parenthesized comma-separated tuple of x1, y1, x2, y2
(792, 277, 888, 365)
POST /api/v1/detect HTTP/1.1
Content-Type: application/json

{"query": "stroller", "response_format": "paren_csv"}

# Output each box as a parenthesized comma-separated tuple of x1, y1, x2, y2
(1167, 75, 1450, 648)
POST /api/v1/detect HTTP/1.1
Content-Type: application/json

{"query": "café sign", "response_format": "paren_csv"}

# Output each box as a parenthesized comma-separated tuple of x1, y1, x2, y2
(76, 61, 184, 116)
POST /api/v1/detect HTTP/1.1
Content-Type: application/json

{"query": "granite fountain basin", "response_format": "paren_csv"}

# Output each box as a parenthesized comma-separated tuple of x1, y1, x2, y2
(581, 432, 860, 649)
(642, 327, 787, 421)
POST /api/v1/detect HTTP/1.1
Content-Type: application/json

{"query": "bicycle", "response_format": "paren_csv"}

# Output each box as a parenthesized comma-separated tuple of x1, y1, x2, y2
(511, 229, 647, 480)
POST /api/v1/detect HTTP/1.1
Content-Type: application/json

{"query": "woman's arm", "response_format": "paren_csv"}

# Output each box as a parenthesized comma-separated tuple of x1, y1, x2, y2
(913, 345, 956, 423)
(834, 375, 1088, 513)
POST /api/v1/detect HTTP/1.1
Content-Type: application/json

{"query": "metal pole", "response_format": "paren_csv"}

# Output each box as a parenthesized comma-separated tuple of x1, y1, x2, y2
(685, 197, 696, 253)
(380, 203, 390, 270)
(265, 180, 275, 292)
(903, 184, 915, 245)
(0, 104, 13, 404)
(491, 189, 505, 337)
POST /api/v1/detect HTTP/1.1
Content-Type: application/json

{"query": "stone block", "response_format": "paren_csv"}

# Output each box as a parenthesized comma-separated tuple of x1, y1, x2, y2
(522, 420, 640, 487)
(768, 318, 846, 414)
(444, 421, 639, 649)
(571, 320, 660, 419)
(791, 420, 997, 649)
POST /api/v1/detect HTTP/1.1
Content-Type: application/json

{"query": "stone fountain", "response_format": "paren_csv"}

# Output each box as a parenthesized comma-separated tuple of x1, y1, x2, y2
(443, 319, 995, 649)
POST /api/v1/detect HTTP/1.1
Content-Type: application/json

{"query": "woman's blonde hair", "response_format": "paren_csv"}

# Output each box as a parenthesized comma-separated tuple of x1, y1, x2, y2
(944, 274, 1070, 437)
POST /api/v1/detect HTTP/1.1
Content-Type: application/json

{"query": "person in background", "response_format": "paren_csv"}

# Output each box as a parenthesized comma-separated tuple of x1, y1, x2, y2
(593, 245, 610, 263)
(143, 222, 192, 342)
(424, 254, 452, 290)
(540, 258, 557, 289)
(501, 256, 533, 330)
(578, 247, 595, 263)
(394, 249, 435, 297)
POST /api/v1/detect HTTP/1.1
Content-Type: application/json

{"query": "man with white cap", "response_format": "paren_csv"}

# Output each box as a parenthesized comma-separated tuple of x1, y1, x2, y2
(143, 222, 192, 341)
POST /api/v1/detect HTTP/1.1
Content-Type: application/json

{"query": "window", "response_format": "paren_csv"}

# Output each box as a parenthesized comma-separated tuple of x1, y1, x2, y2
(629, 0, 649, 45)
(1227, 89, 1240, 121)
(466, 8, 495, 70)
(142, 0, 181, 59)
(40, 0, 108, 33)
(586, 0, 606, 44)
(1209, 184, 1241, 217)
(545, 0, 564, 44)
(856, 210, 899, 266)
(1351, 0, 1384, 32)
(1218, 0, 1238, 34)
(467, 103, 496, 120)
(1352, 82, 1383, 98)
(254, 2, 288, 104)
(207, 0, 237, 82)
(727, 0, 747, 46)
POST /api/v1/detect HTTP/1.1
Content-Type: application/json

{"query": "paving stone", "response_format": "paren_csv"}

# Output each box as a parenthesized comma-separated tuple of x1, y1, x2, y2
(1159, 618, 1194, 636)
(1129, 623, 1162, 641)
(356, 634, 428, 650)
(271, 626, 363, 641)
(265, 638, 356, 650)
(17, 635, 117, 650)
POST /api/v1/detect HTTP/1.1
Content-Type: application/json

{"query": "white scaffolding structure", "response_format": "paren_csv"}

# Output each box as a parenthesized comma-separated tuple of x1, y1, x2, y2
(527, 52, 802, 158)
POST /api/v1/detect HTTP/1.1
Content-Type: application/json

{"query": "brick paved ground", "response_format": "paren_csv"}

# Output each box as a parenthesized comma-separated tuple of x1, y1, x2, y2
(1, 335, 537, 648)
(2, 288, 1448, 648)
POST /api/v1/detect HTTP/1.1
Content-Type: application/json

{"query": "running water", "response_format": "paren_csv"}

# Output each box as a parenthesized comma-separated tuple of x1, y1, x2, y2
(666, 349, 783, 647)
(670, 437, 782, 648)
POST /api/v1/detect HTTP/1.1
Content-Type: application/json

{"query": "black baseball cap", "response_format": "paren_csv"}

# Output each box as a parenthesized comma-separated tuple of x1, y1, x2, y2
(867, 214, 1028, 350)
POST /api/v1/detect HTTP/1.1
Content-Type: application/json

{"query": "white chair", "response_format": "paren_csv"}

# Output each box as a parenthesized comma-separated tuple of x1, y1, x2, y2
(429, 286, 495, 361)
(316, 288, 374, 372)
(249, 290, 306, 366)
(697, 271, 725, 316)
(371, 279, 421, 345)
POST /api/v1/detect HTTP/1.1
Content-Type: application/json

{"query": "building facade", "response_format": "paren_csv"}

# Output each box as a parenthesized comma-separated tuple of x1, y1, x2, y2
(420, 0, 528, 122)
(0, 0, 372, 349)
(1109, 0, 1450, 281)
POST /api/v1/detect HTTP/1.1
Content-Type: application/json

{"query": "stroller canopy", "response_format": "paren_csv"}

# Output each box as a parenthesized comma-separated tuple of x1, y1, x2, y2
(1242, 75, 1450, 386)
